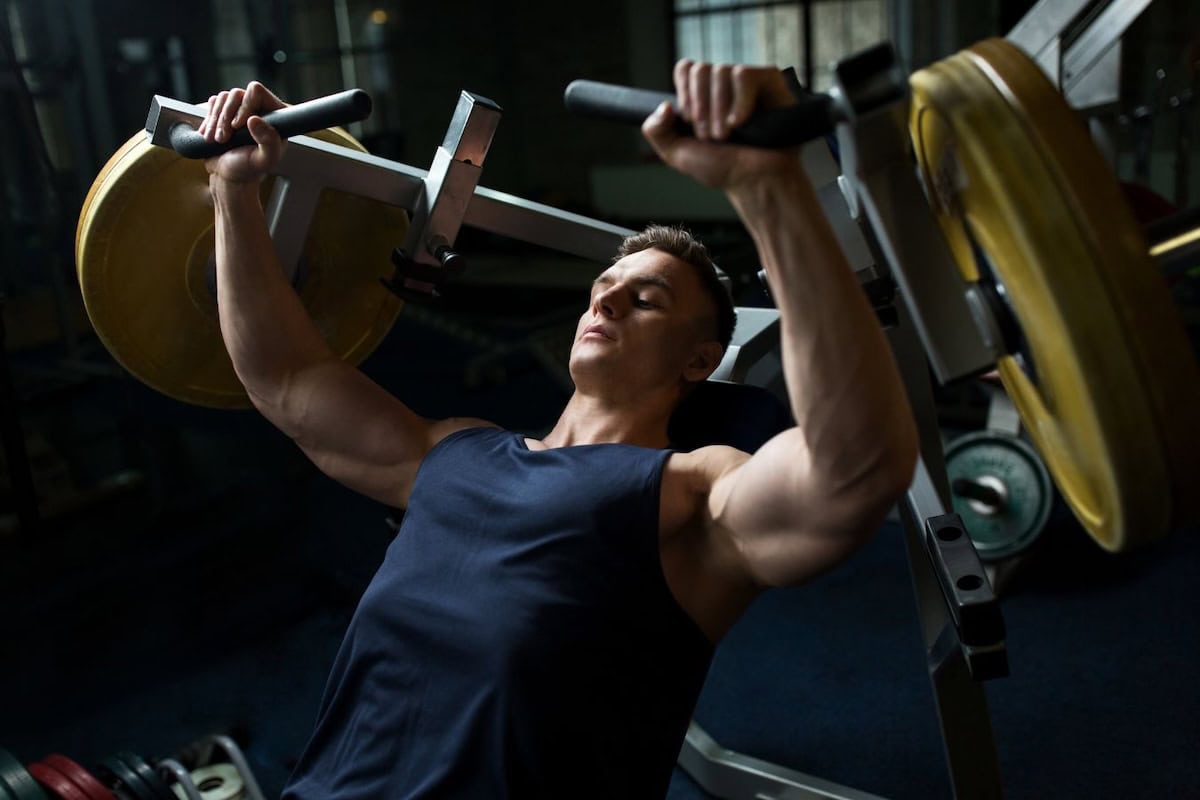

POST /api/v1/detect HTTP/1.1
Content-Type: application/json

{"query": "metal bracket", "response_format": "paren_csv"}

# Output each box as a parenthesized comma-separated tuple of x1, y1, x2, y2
(830, 47, 998, 383)
(923, 513, 1009, 680)
(386, 91, 502, 299)
(145, 94, 633, 274)
(1006, 0, 1154, 109)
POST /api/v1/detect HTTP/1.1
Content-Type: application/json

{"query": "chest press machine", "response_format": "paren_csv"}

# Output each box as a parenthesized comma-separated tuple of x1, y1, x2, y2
(75, 21, 1199, 800)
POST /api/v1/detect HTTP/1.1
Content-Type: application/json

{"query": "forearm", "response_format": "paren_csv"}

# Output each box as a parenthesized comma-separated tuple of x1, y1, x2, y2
(211, 178, 337, 411)
(730, 172, 917, 491)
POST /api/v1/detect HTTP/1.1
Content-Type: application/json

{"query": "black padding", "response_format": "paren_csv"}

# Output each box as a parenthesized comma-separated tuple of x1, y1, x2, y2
(668, 381, 792, 453)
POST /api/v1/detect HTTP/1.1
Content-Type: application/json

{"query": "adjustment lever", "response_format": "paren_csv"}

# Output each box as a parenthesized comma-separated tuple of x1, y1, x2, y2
(383, 240, 467, 303)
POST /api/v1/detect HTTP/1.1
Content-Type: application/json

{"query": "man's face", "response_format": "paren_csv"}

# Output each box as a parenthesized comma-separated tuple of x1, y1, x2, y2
(569, 248, 721, 396)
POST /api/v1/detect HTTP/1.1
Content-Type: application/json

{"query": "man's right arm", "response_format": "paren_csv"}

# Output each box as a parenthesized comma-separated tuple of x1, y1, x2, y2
(205, 86, 486, 508)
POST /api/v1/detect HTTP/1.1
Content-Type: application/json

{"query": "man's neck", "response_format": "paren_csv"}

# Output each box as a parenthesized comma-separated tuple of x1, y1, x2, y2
(534, 390, 676, 450)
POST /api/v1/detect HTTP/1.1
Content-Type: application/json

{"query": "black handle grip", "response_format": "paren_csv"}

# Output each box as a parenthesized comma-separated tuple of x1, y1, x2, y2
(563, 79, 838, 148)
(169, 88, 373, 159)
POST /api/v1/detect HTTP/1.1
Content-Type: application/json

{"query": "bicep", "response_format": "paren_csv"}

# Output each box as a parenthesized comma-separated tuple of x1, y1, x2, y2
(258, 358, 489, 507)
(706, 430, 902, 587)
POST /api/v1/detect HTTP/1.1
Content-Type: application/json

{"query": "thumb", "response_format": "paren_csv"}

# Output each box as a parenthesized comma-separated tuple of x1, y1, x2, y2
(641, 101, 677, 155)
(246, 115, 283, 166)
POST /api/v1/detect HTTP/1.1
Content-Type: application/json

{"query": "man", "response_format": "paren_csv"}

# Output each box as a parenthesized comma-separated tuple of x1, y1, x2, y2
(200, 60, 917, 799)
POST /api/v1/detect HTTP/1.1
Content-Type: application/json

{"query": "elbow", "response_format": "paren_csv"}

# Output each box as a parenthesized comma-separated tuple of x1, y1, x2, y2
(879, 419, 919, 505)
(241, 365, 311, 441)
(836, 422, 919, 535)
(239, 366, 288, 416)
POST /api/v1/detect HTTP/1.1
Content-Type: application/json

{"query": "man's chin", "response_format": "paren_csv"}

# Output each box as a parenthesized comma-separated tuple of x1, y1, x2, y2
(568, 350, 620, 383)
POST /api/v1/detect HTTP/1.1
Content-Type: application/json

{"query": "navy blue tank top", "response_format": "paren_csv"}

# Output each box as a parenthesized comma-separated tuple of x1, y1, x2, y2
(283, 427, 713, 799)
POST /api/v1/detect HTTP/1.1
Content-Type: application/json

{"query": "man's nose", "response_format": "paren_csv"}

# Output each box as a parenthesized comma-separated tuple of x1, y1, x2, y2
(592, 285, 624, 318)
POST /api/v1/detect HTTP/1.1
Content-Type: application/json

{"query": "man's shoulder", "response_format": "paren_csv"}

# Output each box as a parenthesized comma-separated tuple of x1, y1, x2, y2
(426, 417, 503, 450)
(660, 445, 751, 534)
(665, 444, 750, 494)
(660, 445, 763, 642)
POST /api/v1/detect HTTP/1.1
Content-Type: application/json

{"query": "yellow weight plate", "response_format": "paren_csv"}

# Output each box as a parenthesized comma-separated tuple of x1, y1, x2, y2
(75, 126, 406, 408)
(910, 38, 1200, 551)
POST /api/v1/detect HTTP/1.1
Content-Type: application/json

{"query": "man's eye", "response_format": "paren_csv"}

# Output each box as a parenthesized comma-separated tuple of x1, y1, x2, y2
(635, 297, 657, 309)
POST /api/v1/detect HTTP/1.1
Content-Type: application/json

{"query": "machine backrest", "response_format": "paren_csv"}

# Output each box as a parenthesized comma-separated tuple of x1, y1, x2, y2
(668, 380, 792, 453)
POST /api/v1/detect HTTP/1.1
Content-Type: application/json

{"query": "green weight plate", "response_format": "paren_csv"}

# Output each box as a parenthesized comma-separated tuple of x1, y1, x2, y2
(96, 759, 150, 800)
(946, 430, 1052, 562)
(0, 752, 16, 800)
(113, 757, 170, 800)
(0, 749, 49, 800)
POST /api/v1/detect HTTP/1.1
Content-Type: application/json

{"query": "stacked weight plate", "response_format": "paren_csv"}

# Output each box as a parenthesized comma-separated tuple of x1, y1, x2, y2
(75, 125, 407, 408)
(0, 748, 49, 800)
(27, 755, 116, 800)
(910, 38, 1200, 552)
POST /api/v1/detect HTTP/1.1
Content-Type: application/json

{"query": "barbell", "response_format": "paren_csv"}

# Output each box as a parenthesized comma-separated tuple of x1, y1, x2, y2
(73, 40, 1200, 553)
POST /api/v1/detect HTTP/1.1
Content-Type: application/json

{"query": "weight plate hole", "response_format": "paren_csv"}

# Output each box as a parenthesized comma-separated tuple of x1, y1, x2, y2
(957, 574, 983, 591)
(936, 525, 962, 542)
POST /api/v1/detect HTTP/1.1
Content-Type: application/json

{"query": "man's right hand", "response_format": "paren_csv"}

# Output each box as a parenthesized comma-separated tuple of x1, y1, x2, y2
(199, 82, 288, 185)
(642, 61, 804, 195)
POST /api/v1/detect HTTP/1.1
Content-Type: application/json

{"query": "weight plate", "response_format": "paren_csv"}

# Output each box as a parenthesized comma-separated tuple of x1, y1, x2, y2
(40, 756, 116, 800)
(946, 431, 1052, 561)
(113, 757, 171, 800)
(0, 749, 48, 800)
(96, 759, 151, 800)
(910, 38, 1200, 551)
(75, 123, 407, 408)
(26, 764, 89, 800)
(172, 765, 243, 800)
(0, 747, 16, 800)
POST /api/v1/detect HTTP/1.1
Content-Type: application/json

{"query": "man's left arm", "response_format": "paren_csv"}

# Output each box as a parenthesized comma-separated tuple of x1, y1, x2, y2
(707, 170, 918, 587)
(647, 62, 919, 588)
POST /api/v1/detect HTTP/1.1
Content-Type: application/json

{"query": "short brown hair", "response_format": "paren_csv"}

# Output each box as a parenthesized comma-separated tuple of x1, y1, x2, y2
(615, 225, 736, 349)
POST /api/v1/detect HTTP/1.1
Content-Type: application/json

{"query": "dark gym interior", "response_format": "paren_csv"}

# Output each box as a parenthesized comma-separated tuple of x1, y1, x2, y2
(1, 1, 1198, 798)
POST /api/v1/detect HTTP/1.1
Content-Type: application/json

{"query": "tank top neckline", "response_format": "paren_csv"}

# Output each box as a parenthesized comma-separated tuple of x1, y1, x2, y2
(515, 430, 672, 454)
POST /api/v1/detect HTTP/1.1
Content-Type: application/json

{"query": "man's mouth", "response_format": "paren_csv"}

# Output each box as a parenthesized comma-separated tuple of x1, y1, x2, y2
(583, 324, 613, 340)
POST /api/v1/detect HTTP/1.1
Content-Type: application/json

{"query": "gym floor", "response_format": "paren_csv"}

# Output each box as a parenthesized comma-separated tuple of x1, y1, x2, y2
(2, 289, 1198, 800)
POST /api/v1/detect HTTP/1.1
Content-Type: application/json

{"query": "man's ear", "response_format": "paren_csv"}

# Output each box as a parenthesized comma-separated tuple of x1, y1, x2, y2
(682, 341, 725, 383)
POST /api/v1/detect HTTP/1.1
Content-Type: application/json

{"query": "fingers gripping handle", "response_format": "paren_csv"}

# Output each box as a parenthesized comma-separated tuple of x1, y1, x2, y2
(563, 79, 838, 148)
(169, 88, 373, 159)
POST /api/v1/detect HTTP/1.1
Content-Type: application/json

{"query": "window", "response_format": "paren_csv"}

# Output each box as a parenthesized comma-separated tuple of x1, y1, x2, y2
(674, 0, 890, 92)
(209, 0, 405, 152)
